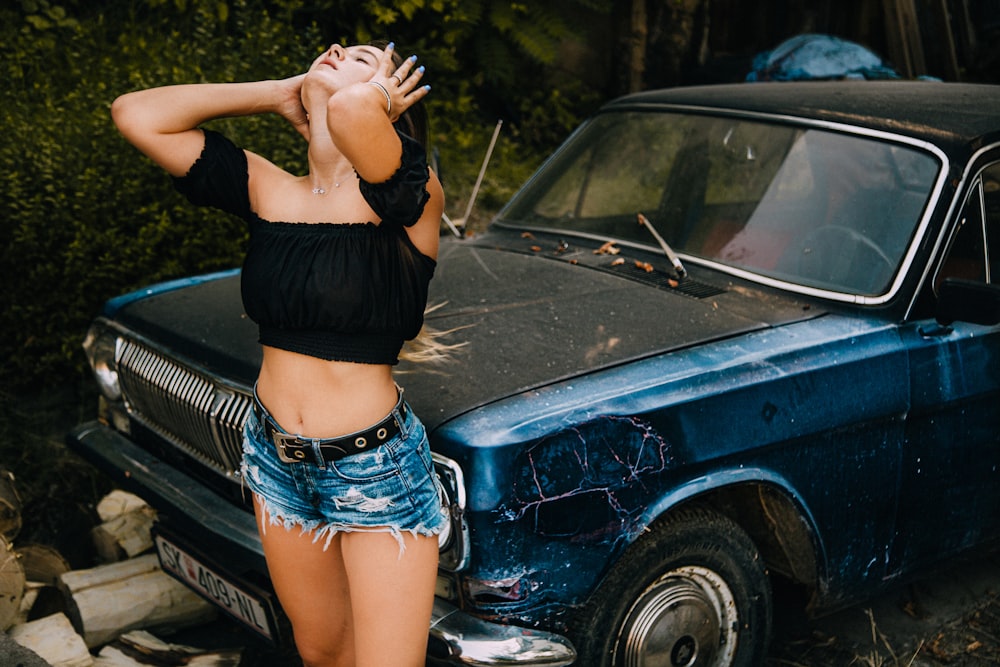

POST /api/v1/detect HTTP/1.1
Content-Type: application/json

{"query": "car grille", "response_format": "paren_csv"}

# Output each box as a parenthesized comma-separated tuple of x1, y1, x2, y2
(117, 336, 251, 477)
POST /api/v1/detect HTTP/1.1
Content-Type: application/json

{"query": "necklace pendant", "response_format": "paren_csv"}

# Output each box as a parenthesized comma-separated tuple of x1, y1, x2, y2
(312, 182, 341, 195)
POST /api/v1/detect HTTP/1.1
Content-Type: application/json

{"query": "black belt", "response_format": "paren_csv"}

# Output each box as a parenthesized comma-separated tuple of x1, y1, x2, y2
(253, 393, 407, 464)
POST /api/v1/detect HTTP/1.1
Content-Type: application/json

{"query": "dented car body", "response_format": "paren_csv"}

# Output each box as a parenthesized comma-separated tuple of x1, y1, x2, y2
(70, 81, 1000, 665)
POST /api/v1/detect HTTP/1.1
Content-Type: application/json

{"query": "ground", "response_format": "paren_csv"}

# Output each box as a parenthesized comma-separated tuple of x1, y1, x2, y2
(767, 556, 1000, 666)
(4, 386, 999, 666)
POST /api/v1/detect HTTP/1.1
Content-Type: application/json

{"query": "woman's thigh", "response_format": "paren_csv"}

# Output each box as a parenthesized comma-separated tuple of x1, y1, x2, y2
(342, 530, 439, 667)
(252, 498, 355, 666)
(254, 505, 437, 667)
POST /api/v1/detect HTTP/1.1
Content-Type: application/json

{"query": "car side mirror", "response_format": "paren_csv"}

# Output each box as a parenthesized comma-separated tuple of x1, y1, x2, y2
(935, 277, 1000, 326)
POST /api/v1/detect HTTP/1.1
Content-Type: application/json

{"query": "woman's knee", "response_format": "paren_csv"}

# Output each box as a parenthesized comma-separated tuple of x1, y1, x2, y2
(294, 629, 353, 667)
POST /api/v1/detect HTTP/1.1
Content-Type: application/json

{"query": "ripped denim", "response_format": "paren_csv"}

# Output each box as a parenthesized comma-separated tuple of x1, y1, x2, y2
(240, 399, 448, 554)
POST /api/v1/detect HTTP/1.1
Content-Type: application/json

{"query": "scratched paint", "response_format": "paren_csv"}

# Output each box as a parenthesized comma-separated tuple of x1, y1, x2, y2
(498, 416, 678, 540)
(462, 416, 679, 628)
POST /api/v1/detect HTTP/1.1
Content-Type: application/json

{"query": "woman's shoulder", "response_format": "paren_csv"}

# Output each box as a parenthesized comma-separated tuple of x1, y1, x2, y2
(172, 130, 252, 215)
(245, 150, 296, 190)
(357, 130, 432, 228)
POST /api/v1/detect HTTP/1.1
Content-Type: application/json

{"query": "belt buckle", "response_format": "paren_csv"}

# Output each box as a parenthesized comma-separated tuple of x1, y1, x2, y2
(271, 432, 308, 463)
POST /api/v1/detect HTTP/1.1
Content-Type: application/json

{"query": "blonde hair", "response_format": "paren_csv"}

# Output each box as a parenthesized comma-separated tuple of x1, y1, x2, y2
(398, 303, 468, 366)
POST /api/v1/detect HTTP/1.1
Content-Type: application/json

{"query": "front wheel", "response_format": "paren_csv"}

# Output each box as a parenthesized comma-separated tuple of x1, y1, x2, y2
(571, 507, 772, 666)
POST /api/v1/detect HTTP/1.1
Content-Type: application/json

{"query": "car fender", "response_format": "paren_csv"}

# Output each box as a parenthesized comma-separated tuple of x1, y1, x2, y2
(637, 466, 826, 590)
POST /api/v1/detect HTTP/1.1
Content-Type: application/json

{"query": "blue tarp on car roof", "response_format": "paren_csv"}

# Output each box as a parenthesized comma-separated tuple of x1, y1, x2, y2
(746, 34, 901, 81)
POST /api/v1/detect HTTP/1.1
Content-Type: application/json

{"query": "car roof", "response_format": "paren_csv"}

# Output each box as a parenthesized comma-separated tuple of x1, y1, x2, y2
(607, 81, 1000, 154)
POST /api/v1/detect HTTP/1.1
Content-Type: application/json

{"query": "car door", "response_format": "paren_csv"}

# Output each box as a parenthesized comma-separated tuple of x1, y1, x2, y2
(893, 159, 1000, 576)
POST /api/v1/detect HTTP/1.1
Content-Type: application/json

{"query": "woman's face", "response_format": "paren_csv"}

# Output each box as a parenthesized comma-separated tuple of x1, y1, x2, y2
(307, 43, 382, 89)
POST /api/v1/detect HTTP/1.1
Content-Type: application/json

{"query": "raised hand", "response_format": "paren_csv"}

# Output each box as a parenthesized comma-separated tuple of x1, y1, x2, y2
(275, 73, 309, 140)
(368, 42, 430, 122)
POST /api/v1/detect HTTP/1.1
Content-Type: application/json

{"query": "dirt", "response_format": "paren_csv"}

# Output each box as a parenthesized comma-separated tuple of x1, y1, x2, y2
(767, 555, 1000, 666)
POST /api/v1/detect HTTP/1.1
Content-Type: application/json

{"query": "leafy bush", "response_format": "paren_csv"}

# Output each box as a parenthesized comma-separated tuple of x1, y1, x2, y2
(0, 0, 606, 391)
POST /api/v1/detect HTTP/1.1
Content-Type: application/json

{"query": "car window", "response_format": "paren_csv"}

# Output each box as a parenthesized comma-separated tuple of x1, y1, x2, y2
(500, 110, 939, 297)
(531, 114, 684, 221)
(937, 163, 1000, 287)
(989, 165, 1000, 281)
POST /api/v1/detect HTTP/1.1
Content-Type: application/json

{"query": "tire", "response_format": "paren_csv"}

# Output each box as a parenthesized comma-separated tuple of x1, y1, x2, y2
(571, 506, 772, 667)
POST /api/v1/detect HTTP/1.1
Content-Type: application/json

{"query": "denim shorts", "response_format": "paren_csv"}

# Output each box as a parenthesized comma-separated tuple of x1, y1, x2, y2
(240, 396, 448, 552)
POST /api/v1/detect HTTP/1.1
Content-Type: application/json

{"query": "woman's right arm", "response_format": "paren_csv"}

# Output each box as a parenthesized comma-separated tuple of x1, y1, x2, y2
(111, 77, 306, 176)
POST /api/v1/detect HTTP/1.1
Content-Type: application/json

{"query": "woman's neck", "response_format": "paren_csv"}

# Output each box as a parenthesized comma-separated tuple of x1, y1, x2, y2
(306, 120, 354, 193)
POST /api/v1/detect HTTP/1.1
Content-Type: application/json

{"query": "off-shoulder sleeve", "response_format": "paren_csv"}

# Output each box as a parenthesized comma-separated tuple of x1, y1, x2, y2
(358, 129, 431, 228)
(171, 130, 252, 220)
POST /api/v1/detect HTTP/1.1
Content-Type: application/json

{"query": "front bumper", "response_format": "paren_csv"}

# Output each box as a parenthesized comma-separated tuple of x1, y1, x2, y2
(66, 421, 576, 666)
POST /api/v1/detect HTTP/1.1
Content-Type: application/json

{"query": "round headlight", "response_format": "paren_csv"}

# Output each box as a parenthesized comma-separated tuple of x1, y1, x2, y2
(82, 323, 121, 401)
(436, 479, 453, 551)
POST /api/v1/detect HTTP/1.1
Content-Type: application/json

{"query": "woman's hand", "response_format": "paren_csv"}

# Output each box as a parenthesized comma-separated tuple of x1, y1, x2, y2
(368, 43, 430, 122)
(275, 73, 310, 140)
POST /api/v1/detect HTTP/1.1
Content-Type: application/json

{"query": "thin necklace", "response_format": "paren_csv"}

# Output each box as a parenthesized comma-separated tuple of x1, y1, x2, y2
(311, 182, 340, 195)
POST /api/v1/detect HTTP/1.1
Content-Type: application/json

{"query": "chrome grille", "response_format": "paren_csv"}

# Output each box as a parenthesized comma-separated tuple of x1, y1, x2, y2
(117, 337, 251, 476)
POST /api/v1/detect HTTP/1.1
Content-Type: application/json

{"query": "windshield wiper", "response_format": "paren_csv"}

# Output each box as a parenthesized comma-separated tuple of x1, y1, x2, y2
(637, 213, 687, 280)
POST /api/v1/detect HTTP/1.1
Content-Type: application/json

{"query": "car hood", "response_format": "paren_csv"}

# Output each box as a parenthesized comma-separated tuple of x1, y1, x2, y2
(112, 232, 823, 431)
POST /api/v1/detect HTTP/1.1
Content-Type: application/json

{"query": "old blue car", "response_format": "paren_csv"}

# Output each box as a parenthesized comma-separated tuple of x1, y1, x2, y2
(69, 80, 1000, 666)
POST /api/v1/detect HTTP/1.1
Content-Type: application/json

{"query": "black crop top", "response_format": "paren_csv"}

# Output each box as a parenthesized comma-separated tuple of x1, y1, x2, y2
(173, 129, 435, 365)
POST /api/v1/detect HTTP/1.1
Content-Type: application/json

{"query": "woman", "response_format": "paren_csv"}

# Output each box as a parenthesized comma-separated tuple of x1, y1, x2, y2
(111, 41, 447, 667)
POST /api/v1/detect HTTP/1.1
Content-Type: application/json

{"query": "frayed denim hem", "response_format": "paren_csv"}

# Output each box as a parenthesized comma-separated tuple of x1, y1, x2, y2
(251, 493, 442, 557)
(240, 399, 449, 558)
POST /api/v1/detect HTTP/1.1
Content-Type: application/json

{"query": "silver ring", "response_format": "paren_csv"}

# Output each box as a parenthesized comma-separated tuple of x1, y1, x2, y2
(390, 74, 403, 86)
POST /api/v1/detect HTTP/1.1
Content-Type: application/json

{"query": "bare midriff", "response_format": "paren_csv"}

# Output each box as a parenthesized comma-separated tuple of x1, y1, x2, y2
(255, 346, 399, 439)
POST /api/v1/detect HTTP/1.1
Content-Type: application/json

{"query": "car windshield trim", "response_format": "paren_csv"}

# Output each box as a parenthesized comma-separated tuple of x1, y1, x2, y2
(496, 107, 950, 306)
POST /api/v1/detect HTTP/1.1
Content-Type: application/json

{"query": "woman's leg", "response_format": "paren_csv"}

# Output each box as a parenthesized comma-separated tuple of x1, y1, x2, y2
(253, 496, 355, 667)
(342, 530, 439, 667)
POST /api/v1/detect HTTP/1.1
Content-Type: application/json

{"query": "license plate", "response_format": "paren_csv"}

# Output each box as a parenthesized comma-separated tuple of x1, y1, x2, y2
(154, 531, 276, 641)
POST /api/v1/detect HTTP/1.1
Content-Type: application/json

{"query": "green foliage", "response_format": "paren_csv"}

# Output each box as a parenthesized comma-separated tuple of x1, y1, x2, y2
(0, 0, 611, 391)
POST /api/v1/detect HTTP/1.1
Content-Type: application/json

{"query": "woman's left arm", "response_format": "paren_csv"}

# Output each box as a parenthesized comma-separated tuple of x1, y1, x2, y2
(408, 166, 444, 260)
(326, 44, 429, 185)
(327, 44, 441, 258)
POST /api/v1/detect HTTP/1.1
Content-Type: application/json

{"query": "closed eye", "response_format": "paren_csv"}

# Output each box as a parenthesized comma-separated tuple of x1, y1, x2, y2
(349, 46, 382, 67)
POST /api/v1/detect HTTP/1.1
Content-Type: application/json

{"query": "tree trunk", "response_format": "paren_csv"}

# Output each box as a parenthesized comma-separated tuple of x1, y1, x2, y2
(58, 554, 216, 648)
(92, 490, 156, 562)
(0, 533, 25, 630)
(628, 0, 648, 93)
(95, 630, 243, 667)
(0, 468, 23, 541)
(91, 509, 157, 562)
(8, 612, 93, 667)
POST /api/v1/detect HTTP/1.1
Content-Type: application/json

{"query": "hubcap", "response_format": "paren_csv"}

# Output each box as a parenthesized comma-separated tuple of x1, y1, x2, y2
(614, 566, 739, 667)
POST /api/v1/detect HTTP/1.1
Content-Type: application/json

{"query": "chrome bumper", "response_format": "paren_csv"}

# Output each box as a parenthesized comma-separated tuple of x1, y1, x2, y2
(66, 421, 576, 666)
(430, 598, 575, 665)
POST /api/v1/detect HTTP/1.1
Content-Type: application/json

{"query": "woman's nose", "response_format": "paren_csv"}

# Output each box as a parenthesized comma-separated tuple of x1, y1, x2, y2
(329, 44, 345, 59)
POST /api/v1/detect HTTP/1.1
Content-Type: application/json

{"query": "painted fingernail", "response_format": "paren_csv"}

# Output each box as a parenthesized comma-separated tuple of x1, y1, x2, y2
(417, 65, 425, 73)
(424, 84, 431, 91)
(409, 55, 418, 62)
(387, 42, 395, 50)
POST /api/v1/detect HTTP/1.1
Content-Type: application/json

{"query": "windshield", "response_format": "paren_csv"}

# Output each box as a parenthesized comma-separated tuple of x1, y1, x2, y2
(498, 110, 939, 296)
